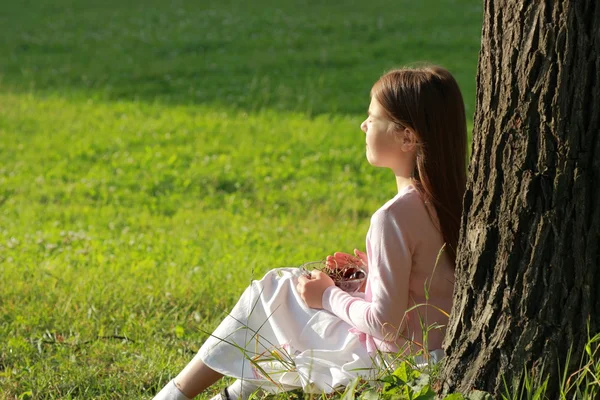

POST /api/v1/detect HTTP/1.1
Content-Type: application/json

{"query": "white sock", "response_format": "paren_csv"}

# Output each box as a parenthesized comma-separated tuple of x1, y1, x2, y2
(153, 379, 191, 400)
(214, 379, 263, 400)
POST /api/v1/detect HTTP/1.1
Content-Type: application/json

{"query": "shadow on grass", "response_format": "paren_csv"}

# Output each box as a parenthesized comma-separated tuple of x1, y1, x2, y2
(0, 0, 482, 117)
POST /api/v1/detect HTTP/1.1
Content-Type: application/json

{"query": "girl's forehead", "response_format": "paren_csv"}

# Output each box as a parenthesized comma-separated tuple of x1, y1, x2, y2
(369, 97, 383, 115)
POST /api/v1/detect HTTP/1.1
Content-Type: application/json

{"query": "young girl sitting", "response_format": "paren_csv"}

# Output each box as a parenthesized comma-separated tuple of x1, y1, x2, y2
(154, 64, 467, 400)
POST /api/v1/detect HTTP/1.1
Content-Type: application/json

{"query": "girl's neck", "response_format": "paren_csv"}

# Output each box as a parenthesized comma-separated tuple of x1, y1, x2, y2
(393, 160, 416, 194)
(391, 153, 417, 194)
(395, 175, 414, 194)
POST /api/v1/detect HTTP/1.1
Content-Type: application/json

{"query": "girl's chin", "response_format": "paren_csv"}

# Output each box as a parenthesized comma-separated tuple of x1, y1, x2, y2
(366, 154, 389, 169)
(365, 153, 378, 166)
(366, 149, 387, 167)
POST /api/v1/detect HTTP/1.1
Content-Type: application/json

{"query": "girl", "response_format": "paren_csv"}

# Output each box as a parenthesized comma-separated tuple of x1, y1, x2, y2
(154, 65, 467, 400)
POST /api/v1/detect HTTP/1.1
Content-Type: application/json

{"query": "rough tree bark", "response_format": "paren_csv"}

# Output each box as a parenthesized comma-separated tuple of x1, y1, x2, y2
(440, 0, 600, 397)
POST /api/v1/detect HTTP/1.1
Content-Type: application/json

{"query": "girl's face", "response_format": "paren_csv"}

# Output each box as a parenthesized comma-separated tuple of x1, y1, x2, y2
(360, 97, 403, 169)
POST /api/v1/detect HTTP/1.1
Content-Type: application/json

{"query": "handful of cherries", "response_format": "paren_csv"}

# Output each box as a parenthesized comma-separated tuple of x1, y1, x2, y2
(331, 266, 366, 281)
(300, 261, 367, 293)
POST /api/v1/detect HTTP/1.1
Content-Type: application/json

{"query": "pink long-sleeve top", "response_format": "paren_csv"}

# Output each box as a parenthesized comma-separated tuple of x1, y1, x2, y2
(321, 184, 454, 353)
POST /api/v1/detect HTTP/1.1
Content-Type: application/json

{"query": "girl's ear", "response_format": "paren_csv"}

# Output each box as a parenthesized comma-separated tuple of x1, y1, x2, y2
(399, 128, 419, 153)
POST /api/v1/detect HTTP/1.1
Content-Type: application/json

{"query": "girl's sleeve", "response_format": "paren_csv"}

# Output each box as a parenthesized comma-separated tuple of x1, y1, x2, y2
(321, 209, 412, 341)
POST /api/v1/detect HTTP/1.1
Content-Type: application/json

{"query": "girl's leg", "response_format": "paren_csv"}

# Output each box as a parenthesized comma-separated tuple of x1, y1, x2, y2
(172, 352, 224, 398)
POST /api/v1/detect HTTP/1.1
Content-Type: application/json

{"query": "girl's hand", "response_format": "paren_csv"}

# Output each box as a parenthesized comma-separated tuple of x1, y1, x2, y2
(297, 270, 335, 309)
(326, 249, 368, 270)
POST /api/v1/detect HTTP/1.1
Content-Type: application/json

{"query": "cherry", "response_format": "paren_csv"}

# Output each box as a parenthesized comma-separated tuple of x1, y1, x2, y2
(350, 271, 365, 280)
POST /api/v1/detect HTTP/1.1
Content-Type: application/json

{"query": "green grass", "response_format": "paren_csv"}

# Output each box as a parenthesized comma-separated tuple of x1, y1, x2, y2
(0, 1, 482, 398)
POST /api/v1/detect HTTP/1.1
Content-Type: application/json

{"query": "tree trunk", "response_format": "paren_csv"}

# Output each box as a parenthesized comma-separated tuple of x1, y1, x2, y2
(440, 0, 600, 397)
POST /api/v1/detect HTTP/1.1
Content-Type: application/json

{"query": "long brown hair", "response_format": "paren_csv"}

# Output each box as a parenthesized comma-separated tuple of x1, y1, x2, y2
(370, 65, 467, 264)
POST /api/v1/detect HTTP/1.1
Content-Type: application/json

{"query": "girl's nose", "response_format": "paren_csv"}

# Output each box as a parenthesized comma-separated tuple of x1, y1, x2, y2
(360, 120, 367, 133)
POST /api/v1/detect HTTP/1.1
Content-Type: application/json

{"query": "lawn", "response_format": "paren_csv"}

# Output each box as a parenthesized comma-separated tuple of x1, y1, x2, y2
(0, 1, 482, 398)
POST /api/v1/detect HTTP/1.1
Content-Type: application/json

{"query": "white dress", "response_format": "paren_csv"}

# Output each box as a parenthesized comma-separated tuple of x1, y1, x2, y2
(198, 267, 371, 394)
(197, 267, 442, 395)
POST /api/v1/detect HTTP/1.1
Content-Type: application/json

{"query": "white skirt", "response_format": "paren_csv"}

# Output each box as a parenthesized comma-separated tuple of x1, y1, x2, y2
(197, 268, 442, 394)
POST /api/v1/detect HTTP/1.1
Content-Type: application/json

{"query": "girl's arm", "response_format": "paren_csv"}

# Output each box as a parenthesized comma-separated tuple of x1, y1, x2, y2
(321, 208, 412, 342)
